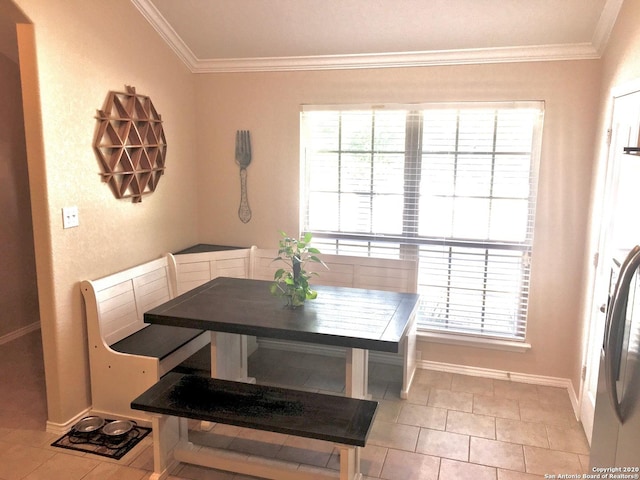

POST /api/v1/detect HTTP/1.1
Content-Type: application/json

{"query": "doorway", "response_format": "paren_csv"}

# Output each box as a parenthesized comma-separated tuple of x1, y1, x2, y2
(0, 0, 46, 429)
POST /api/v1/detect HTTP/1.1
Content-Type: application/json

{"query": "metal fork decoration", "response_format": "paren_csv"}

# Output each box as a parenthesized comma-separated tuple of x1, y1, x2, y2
(235, 130, 252, 223)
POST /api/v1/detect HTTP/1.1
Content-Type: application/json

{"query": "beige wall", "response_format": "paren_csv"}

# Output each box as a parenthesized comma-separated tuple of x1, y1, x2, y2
(14, 0, 199, 424)
(0, 51, 39, 337)
(195, 61, 601, 391)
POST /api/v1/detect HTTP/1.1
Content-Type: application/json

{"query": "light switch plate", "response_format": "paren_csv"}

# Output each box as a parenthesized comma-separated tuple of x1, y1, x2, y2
(62, 206, 79, 229)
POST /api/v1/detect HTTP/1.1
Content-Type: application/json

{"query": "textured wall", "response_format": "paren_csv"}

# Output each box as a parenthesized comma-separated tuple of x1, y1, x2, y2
(14, 0, 199, 424)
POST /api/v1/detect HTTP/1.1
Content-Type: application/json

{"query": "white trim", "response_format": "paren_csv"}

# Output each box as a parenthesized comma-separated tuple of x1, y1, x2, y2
(301, 100, 545, 112)
(189, 43, 599, 73)
(45, 408, 92, 436)
(0, 321, 40, 345)
(592, 0, 625, 56)
(567, 380, 580, 422)
(130, 0, 199, 68)
(611, 78, 640, 99)
(417, 332, 532, 353)
(418, 359, 580, 420)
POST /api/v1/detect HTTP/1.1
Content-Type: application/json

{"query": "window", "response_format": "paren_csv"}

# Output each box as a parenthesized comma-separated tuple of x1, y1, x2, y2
(301, 102, 544, 341)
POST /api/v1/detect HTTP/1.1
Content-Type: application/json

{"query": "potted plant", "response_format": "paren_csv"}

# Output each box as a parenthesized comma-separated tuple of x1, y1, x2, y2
(270, 231, 327, 308)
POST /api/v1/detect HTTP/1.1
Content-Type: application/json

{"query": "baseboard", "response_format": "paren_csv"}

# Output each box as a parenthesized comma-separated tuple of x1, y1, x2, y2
(256, 338, 403, 366)
(46, 407, 92, 436)
(418, 359, 580, 420)
(567, 380, 580, 421)
(0, 321, 40, 345)
(88, 408, 153, 427)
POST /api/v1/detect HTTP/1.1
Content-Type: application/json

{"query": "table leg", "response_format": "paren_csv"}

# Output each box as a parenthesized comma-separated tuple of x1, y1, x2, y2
(210, 332, 255, 383)
(345, 348, 369, 399)
(401, 312, 418, 399)
(203, 332, 255, 430)
(149, 414, 180, 480)
(338, 445, 360, 480)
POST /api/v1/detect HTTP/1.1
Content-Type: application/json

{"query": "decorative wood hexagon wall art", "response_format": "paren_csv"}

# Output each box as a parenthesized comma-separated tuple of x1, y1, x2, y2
(93, 85, 167, 203)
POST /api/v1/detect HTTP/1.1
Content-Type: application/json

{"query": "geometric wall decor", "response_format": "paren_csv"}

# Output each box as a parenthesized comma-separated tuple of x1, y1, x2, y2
(93, 86, 167, 203)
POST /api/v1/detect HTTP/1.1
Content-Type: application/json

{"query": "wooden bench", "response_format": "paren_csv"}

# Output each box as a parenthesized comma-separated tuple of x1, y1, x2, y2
(80, 254, 211, 421)
(131, 372, 378, 480)
(251, 247, 418, 293)
(172, 247, 253, 295)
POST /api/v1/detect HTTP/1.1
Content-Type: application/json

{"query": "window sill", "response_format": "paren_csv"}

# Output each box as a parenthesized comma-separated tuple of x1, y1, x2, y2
(417, 331, 531, 353)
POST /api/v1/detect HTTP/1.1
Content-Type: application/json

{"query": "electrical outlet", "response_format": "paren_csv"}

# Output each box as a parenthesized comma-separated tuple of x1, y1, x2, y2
(62, 206, 79, 229)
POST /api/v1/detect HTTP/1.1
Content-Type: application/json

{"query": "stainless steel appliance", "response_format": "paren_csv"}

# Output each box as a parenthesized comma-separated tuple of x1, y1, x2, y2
(590, 245, 640, 468)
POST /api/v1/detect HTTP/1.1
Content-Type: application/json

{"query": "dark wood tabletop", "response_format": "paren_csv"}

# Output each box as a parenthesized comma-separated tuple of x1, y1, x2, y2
(144, 277, 420, 353)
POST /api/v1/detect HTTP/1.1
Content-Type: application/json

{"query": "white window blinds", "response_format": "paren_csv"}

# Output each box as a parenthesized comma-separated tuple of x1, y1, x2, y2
(301, 102, 544, 341)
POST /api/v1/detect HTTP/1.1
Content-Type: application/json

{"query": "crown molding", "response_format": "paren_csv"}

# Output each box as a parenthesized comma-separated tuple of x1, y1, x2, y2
(131, 0, 199, 67)
(592, 0, 624, 56)
(132, 0, 609, 74)
(190, 43, 600, 73)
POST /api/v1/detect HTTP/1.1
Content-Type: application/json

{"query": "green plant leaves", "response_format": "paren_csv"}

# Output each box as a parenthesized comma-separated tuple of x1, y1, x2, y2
(270, 231, 328, 308)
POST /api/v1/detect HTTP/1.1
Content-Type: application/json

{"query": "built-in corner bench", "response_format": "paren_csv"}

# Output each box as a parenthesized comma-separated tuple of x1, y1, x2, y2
(80, 254, 211, 421)
(131, 372, 378, 480)
(81, 244, 418, 422)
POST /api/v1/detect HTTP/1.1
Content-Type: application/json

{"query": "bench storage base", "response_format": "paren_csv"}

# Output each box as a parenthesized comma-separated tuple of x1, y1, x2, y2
(81, 254, 212, 421)
(151, 420, 362, 480)
(132, 373, 377, 480)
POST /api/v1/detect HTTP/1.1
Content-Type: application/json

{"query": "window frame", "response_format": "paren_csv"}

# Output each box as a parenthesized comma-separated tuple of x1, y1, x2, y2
(300, 101, 544, 342)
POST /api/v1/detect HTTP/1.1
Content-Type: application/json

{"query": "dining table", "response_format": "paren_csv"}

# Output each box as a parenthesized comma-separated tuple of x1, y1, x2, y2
(144, 276, 420, 399)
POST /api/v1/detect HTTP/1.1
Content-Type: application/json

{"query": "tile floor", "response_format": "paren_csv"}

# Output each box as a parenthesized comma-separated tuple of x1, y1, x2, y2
(0, 331, 591, 479)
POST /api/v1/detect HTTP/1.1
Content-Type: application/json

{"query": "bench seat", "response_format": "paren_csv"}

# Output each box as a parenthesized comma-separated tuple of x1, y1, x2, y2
(111, 325, 206, 360)
(133, 372, 377, 446)
(81, 254, 211, 422)
(132, 372, 378, 480)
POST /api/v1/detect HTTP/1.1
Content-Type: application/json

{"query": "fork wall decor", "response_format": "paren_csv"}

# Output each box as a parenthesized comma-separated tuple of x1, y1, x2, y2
(93, 86, 167, 203)
(235, 130, 252, 223)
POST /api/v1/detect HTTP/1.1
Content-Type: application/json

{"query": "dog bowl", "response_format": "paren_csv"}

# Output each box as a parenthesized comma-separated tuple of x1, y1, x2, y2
(102, 419, 135, 437)
(72, 416, 105, 434)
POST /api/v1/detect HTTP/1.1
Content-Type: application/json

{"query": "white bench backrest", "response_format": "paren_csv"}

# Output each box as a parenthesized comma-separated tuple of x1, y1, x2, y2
(83, 255, 177, 346)
(321, 253, 418, 293)
(251, 248, 417, 294)
(250, 248, 280, 281)
(83, 247, 416, 349)
(174, 248, 253, 294)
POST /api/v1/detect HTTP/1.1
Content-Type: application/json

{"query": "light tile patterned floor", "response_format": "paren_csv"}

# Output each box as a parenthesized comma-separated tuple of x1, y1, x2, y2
(0, 333, 591, 479)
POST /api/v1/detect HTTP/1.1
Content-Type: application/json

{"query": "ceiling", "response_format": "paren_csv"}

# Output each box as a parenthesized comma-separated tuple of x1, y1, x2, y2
(0, 1, 625, 70)
(134, 0, 624, 73)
